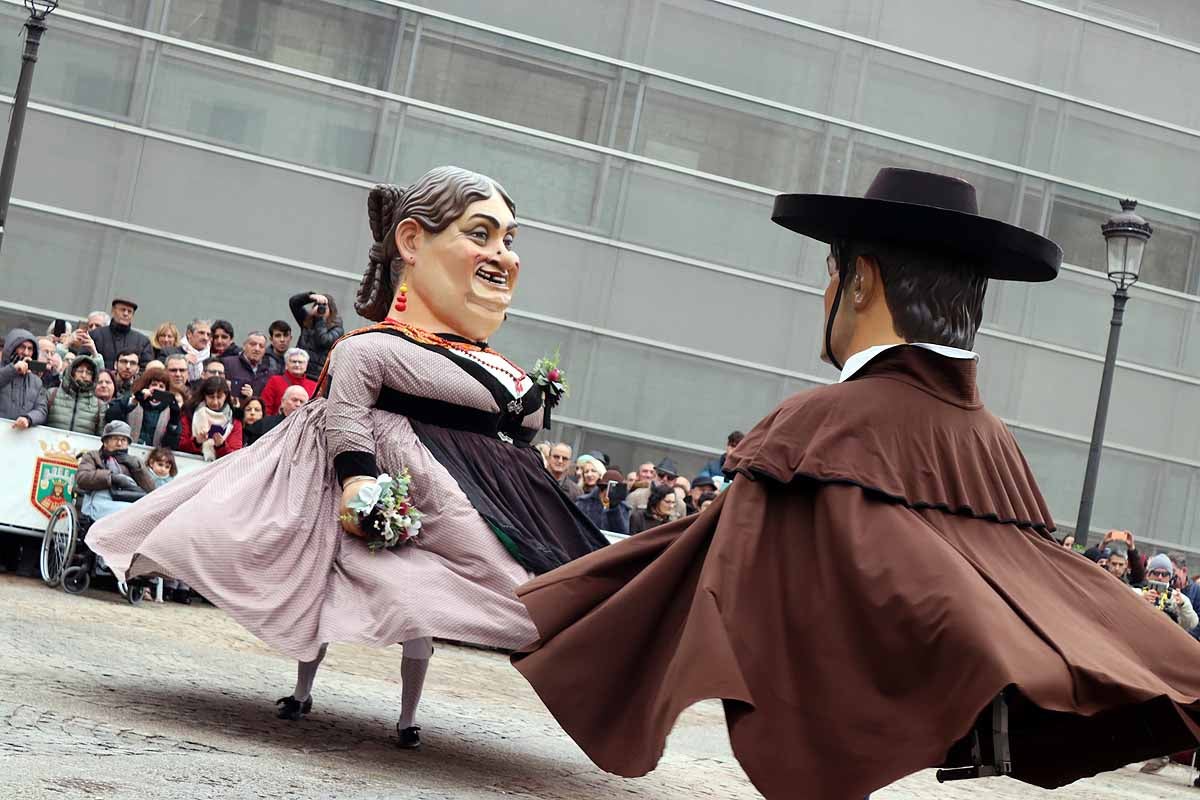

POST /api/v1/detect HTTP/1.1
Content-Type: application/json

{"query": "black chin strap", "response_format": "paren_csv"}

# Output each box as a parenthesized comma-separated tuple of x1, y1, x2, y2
(824, 243, 849, 371)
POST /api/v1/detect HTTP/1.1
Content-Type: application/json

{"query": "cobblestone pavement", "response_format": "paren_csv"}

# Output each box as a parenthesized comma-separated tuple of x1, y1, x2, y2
(1, 573, 1196, 799)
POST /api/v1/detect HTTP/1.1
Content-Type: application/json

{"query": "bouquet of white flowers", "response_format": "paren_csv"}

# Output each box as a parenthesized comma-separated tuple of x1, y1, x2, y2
(340, 469, 423, 552)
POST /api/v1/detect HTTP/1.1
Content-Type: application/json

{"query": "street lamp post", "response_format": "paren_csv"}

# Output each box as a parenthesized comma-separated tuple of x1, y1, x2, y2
(1074, 199, 1153, 547)
(0, 0, 58, 255)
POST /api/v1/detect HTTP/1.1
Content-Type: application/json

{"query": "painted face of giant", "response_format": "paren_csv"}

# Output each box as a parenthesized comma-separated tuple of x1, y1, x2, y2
(397, 191, 519, 342)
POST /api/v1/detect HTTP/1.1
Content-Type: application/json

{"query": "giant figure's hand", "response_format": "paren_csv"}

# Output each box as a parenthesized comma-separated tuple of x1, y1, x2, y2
(339, 477, 372, 536)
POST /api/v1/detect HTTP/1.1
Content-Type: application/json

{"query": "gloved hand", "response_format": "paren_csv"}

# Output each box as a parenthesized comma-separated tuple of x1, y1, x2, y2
(111, 473, 138, 491)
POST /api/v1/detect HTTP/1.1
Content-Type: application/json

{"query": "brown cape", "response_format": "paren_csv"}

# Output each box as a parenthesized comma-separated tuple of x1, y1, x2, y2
(512, 346, 1200, 799)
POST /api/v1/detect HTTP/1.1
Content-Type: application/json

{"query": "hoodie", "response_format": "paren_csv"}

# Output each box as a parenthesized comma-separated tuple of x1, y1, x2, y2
(0, 328, 48, 425)
(45, 354, 106, 434)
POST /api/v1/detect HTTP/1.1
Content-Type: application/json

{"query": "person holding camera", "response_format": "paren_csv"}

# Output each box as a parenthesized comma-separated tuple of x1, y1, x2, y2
(0, 328, 48, 430)
(1137, 554, 1198, 632)
(575, 468, 631, 535)
(105, 367, 182, 449)
(1100, 529, 1146, 586)
(289, 291, 344, 381)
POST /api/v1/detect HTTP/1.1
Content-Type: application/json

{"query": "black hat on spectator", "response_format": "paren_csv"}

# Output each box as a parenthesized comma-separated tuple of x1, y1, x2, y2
(656, 458, 679, 479)
(601, 469, 624, 485)
(111, 297, 139, 311)
(587, 450, 610, 467)
(693, 475, 717, 490)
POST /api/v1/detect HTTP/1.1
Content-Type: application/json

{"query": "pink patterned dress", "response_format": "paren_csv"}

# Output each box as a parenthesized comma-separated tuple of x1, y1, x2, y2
(87, 328, 607, 661)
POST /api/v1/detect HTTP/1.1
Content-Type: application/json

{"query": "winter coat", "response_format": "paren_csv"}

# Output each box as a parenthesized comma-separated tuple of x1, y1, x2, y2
(696, 454, 727, 481)
(222, 353, 273, 399)
(75, 448, 157, 494)
(44, 356, 106, 434)
(260, 372, 316, 415)
(0, 328, 48, 425)
(106, 392, 181, 449)
(244, 413, 285, 446)
(263, 348, 289, 376)
(90, 321, 153, 368)
(575, 488, 630, 535)
(179, 413, 243, 458)
(290, 292, 343, 380)
(153, 345, 182, 362)
(627, 508, 671, 535)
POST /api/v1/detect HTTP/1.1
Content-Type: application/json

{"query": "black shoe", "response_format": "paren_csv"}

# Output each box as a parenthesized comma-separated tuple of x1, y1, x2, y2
(275, 695, 312, 720)
(171, 588, 192, 605)
(396, 724, 421, 750)
(1193, 775, 1200, 789)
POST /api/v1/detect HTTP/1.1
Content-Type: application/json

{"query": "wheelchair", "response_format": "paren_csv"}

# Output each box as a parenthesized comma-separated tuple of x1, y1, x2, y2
(39, 488, 158, 605)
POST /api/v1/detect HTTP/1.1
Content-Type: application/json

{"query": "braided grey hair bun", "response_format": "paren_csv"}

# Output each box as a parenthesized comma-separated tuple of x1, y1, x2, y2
(354, 167, 516, 322)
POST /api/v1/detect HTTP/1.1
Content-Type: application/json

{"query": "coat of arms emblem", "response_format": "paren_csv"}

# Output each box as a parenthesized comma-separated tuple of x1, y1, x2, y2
(30, 456, 77, 519)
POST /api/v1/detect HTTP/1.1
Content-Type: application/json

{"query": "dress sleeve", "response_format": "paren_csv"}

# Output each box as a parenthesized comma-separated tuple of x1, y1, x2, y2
(325, 335, 385, 483)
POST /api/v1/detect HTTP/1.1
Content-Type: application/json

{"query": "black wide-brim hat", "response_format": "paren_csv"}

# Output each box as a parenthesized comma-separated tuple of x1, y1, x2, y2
(772, 167, 1061, 282)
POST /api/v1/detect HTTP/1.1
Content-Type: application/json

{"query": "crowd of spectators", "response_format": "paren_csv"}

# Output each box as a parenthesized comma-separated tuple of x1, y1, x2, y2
(0, 293, 342, 587)
(0, 292, 343, 460)
(1072, 531, 1200, 784)
(537, 431, 744, 537)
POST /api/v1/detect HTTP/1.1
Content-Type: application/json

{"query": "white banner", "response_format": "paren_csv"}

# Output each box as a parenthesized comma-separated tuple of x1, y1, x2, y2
(0, 419, 207, 536)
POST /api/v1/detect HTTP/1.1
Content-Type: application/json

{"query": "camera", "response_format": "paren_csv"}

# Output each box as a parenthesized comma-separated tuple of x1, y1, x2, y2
(315, 303, 328, 315)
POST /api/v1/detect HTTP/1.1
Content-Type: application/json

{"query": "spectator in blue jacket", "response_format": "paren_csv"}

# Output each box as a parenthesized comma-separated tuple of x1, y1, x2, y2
(696, 430, 745, 481)
(575, 468, 630, 535)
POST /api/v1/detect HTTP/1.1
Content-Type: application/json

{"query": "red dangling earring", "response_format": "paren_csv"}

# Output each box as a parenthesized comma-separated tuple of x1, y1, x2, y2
(393, 257, 410, 313)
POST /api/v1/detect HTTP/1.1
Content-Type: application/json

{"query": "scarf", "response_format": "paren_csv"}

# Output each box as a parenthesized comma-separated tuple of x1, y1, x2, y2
(192, 404, 233, 440)
(181, 338, 211, 382)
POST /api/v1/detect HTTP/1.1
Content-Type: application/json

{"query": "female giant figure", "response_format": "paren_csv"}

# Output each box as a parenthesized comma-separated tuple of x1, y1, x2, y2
(88, 167, 608, 749)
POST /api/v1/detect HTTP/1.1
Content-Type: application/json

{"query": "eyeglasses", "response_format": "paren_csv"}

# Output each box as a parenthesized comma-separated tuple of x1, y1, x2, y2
(1148, 569, 1172, 579)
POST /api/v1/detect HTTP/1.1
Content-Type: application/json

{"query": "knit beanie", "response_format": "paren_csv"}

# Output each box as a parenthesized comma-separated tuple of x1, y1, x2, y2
(1147, 553, 1173, 574)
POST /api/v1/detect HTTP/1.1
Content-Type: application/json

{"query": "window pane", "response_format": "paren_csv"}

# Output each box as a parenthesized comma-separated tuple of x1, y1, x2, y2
(148, 51, 383, 175)
(60, 0, 149, 25)
(391, 114, 602, 230)
(0, 7, 138, 118)
(1045, 189, 1197, 293)
(166, 0, 397, 89)
(635, 84, 824, 189)
(647, 0, 842, 114)
(410, 24, 612, 144)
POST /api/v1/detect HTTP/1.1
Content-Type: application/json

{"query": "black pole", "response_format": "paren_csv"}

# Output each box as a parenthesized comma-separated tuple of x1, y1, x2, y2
(0, 13, 47, 255)
(1074, 285, 1129, 547)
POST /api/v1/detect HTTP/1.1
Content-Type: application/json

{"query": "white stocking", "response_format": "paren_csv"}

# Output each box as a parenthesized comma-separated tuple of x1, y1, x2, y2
(397, 637, 433, 729)
(292, 643, 328, 703)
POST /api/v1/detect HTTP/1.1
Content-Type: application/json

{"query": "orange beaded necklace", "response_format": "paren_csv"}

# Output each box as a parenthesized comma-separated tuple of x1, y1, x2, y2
(379, 318, 528, 392)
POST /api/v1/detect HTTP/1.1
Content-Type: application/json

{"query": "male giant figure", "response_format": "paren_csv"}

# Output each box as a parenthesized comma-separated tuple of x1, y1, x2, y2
(512, 169, 1200, 799)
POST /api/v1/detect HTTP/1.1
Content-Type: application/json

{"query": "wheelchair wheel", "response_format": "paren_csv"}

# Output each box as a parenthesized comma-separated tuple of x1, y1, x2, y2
(62, 565, 90, 595)
(123, 579, 145, 606)
(40, 505, 77, 587)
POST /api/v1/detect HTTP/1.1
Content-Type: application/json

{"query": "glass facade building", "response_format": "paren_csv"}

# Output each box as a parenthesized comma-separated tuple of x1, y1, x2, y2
(2, 0, 1200, 550)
